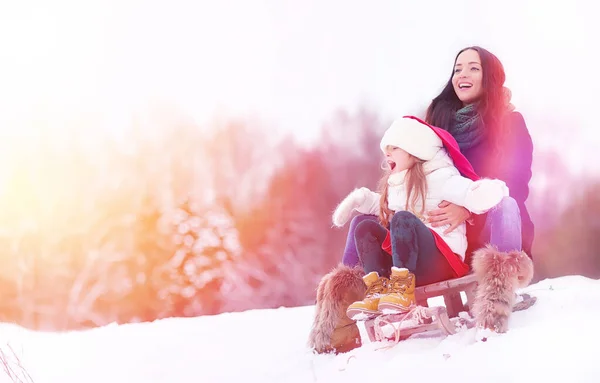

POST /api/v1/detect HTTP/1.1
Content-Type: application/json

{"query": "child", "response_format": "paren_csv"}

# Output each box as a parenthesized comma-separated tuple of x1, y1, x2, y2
(332, 116, 509, 320)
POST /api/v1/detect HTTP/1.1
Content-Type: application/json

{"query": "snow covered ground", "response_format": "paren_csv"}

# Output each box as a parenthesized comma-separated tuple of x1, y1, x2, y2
(1, 275, 599, 383)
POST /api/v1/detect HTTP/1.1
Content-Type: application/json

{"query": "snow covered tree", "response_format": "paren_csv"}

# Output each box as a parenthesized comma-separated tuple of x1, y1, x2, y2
(156, 198, 240, 317)
(0, 106, 253, 328)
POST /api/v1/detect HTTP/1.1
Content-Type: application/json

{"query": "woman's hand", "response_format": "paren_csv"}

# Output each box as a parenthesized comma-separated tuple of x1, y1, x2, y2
(427, 201, 471, 234)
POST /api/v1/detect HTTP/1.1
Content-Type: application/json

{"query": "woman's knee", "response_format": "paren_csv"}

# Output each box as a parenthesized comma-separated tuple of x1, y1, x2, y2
(494, 196, 520, 217)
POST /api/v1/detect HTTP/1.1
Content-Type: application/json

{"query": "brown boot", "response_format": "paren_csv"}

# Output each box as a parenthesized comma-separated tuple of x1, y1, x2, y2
(308, 264, 366, 354)
(471, 245, 534, 333)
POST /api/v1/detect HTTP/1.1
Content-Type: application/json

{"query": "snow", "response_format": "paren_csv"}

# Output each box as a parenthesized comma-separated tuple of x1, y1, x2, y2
(1, 275, 599, 383)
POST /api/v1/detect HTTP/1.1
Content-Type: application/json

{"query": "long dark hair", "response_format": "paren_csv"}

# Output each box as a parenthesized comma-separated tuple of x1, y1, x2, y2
(425, 46, 509, 146)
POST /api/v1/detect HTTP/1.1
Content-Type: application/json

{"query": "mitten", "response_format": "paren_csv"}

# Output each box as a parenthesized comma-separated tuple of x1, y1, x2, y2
(332, 187, 372, 227)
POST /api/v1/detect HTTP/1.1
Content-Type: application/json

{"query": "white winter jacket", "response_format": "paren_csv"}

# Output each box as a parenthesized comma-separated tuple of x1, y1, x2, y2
(354, 149, 509, 259)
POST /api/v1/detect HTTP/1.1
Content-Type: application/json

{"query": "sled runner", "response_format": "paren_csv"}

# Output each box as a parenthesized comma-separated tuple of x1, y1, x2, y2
(363, 274, 537, 342)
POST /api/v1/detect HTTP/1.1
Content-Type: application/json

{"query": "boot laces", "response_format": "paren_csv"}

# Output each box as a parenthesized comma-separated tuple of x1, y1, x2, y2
(365, 277, 388, 298)
(389, 273, 413, 294)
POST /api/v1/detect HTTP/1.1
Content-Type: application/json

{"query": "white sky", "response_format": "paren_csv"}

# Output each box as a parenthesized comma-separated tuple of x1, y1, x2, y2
(0, 0, 598, 170)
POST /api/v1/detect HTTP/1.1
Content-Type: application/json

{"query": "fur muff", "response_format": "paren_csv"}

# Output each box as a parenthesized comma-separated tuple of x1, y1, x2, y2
(308, 263, 366, 354)
(471, 244, 534, 333)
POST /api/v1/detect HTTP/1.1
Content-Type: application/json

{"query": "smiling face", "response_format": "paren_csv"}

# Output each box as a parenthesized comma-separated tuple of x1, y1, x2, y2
(384, 145, 415, 173)
(452, 49, 483, 105)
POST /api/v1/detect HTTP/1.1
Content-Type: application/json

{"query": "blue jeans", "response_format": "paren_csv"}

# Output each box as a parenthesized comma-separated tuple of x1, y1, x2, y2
(354, 211, 455, 286)
(341, 196, 523, 267)
(481, 196, 522, 252)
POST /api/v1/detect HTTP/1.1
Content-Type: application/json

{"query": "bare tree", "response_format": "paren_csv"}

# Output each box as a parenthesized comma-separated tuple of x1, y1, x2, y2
(221, 108, 387, 311)
(534, 179, 600, 279)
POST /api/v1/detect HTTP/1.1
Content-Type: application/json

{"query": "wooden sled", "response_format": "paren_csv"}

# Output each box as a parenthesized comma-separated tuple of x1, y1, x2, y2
(365, 305, 474, 343)
(363, 274, 536, 342)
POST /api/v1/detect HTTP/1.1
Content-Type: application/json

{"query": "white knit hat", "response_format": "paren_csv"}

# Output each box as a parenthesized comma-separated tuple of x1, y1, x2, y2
(380, 117, 443, 161)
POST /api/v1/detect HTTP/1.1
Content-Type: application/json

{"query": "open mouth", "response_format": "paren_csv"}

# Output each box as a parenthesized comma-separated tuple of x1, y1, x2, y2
(458, 82, 473, 89)
(387, 160, 396, 171)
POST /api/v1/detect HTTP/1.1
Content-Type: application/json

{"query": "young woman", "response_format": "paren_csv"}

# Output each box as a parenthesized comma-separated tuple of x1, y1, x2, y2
(424, 46, 534, 262)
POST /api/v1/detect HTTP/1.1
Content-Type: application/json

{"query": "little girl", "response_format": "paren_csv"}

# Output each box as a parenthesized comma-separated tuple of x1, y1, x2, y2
(332, 116, 509, 319)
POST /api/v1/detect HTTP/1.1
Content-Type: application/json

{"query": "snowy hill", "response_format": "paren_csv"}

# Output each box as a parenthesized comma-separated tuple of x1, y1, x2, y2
(1, 276, 599, 383)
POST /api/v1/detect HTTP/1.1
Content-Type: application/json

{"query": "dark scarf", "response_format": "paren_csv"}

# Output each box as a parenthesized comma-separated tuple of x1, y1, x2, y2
(450, 104, 486, 151)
